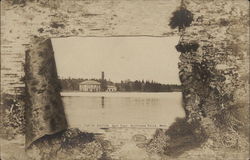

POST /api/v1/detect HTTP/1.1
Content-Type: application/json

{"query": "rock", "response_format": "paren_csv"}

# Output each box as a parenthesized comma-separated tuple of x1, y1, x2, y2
(26, 128, 113, 160)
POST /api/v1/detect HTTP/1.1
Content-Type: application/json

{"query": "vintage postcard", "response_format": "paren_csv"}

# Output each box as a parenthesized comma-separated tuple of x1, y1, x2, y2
(1, 0, 249, 159)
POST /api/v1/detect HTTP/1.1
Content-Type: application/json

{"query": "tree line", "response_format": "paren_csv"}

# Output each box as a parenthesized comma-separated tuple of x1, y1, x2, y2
(59, 78, 182, 92)
(116, 80, 182, 92)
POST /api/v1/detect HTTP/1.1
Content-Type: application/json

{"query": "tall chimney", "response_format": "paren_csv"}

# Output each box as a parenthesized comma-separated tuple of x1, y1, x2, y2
(101, 71, 105, 91)
(102, 71, 104, 81)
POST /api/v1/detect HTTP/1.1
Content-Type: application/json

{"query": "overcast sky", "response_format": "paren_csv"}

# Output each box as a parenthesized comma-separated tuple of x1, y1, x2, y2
(52, 37, 180, 84)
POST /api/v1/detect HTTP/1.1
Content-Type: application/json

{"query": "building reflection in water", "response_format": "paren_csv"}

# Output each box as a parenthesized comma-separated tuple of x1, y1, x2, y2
(101, 96, 105, 108)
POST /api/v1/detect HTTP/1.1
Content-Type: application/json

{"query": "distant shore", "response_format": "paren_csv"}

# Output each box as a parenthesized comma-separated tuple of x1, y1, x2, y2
(60, 91, 182, 98)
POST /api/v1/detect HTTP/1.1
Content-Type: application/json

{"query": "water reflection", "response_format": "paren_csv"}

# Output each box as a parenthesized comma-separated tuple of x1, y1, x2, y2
(62, 92, 185, 128)
(101, 96, 104, 108)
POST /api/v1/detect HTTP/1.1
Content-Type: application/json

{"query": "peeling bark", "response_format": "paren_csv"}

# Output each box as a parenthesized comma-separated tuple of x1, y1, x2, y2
(25, 37, 68, 147)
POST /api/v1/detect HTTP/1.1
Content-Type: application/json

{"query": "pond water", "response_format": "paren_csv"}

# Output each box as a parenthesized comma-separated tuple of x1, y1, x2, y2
(61, 92, 185, 128)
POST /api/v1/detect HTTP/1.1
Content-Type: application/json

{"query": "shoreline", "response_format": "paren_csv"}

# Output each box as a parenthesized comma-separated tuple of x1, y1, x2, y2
(60, 91, 182, 98)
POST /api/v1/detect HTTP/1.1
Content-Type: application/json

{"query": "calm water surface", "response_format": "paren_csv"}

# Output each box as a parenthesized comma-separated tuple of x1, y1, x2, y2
(61, 92, 185, 128)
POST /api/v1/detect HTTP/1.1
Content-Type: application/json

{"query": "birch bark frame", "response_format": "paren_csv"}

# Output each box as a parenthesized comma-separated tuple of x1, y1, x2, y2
(2, 0, 248, 155)
(25, 38, 68, 147)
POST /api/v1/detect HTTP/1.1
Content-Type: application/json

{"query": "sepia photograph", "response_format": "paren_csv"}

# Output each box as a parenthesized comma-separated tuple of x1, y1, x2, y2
(53, 36, 184, 128)
(1, 0, 249, 160)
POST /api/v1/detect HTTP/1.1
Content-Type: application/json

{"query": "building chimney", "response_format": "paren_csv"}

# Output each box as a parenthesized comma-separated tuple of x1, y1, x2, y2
(101, 71, 105, 91)
(102, 71, 104, 81)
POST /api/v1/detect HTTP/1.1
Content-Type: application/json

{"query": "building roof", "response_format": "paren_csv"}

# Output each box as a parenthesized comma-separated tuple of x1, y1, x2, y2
(79, 80, 101, 85)
(107, 85, 116, 88)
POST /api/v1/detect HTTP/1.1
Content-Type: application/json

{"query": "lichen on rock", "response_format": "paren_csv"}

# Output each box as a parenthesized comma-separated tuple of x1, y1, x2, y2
(27, 128, 114, 160)
(147, 0, 249, 158)
(0, 94, 25, 140)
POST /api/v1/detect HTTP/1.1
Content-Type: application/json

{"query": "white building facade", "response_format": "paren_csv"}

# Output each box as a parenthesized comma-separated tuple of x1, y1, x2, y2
(107, 85, 117, 92)
(79, 80, 101, 92)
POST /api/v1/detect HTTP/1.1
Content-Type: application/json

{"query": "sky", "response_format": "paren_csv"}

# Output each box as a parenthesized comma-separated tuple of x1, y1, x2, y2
(52, 36, 181, 84)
